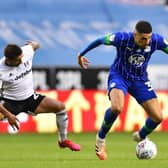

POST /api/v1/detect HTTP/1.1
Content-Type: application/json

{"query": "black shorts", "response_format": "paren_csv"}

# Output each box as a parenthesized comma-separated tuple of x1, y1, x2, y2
(0, 93, 45, 115)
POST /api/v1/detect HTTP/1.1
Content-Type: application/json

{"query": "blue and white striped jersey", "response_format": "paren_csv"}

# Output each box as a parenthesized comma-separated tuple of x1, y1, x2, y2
(80, 32, 168, 81)
(104, 32, 168, 80)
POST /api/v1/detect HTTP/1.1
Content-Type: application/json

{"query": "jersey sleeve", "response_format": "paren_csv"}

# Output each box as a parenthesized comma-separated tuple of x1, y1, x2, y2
(102, 32, 122, 46)
(79, 32, 122, 56)
(156, 34, 168, 54)
(21, 44, 35, 60)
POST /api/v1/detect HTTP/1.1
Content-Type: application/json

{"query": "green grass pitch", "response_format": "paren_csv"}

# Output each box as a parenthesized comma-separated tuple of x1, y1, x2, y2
(0, 132, 168, 168)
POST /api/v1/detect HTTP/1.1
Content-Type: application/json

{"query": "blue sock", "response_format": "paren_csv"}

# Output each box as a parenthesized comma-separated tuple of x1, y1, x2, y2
(98, 108, 118, 139)
(139, 117, 160, 139)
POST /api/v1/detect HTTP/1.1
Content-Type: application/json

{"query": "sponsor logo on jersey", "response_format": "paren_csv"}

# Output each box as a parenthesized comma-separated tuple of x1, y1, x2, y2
(14, 68, 32, 80)
(128, 54, 145, 66)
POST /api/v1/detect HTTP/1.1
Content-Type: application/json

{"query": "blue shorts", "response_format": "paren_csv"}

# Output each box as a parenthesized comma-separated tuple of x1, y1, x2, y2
(107, 71, 157, 104)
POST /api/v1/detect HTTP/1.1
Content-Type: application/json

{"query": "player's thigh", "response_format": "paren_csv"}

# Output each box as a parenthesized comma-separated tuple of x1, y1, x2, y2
(109, 88, 125, 113)
(35, 97, 65, 114)
(108, 72, 127, 112)
(141, 98, 162, 122)
(129, 80, 162, 122)
(129, 80, 157, 104)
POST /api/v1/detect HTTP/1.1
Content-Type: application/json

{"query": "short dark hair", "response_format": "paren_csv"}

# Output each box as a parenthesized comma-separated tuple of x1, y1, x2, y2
(135, 20, 152, 34)
(4, 44, 22, 59)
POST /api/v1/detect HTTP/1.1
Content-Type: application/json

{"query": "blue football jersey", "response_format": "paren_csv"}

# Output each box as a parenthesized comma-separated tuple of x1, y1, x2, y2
(102, 32, 168, 80)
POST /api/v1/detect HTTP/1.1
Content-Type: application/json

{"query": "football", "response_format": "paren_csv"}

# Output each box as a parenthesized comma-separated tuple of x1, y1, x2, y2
(136, 139, 157, 159)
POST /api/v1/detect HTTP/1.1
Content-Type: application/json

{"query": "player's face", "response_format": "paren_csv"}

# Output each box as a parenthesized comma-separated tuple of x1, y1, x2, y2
(134, 32, 152, 48)
(5, 54, 23, 66)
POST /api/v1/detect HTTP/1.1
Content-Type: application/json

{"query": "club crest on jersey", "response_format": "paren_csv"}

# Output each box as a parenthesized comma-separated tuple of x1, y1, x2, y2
(128, 54, 145, 66)
(9, 73, 13, 77)
(144, 46, 151, 52)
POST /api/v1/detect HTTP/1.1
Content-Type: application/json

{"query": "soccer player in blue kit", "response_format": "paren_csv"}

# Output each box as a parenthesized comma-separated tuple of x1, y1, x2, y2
(77, 20, 168, 160)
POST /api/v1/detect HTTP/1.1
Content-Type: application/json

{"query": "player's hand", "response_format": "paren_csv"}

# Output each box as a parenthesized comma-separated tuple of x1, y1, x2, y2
(77, 53, 90, 69)
(25, 40, 40, 51)
(7, 113, 20, 131)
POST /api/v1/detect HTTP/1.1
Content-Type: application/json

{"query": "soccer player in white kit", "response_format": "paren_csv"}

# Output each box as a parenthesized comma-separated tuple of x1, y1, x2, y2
(0, 41, 80, 151)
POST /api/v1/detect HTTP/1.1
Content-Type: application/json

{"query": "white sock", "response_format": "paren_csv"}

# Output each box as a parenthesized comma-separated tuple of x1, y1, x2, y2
(96, 134, 105, 148)
(56, 110, 68, 141)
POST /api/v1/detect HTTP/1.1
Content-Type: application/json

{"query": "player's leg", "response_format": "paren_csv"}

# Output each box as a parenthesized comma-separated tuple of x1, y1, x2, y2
(135, 98, 162, 141)
(34, 95, 80, 151)
(96, 72, 127, 160)
(98, 88, 125, 139)
(131, 80, 162, 142)
(96, 88, 125, 160)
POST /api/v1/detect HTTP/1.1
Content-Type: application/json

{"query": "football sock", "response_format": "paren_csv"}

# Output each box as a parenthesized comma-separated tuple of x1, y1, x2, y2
(139, 117, 160, 139)
(98, 108, 118, 139)
(56, 110, 68, 141)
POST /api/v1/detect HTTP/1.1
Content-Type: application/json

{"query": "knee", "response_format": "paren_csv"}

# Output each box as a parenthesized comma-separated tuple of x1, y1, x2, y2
(57, 102, 66, 111)
(111, 104, 123, 114)
(155, 115, 163, 123)
(151, 111, 163, 123)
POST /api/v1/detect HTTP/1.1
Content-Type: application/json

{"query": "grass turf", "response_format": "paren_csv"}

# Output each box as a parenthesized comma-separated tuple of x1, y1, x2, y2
(0, 132, 168, 168)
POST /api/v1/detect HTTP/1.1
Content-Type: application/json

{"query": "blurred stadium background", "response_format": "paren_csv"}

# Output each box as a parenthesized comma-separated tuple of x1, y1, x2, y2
(0, 0, 168, 135)
(1, 1, 168, 168)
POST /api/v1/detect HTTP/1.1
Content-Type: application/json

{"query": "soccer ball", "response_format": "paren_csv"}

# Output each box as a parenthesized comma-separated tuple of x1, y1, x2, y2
(136, 139, 157, 159)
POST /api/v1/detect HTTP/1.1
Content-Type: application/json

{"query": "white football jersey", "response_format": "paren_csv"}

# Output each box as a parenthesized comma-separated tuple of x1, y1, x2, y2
(0, 45, 35, 100)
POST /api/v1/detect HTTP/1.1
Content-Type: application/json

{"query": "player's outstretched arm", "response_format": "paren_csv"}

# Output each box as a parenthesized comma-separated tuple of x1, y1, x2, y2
(25, 41, 40, 51)
(77, 38, 105, 69)
(0, 103, 19, 130)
